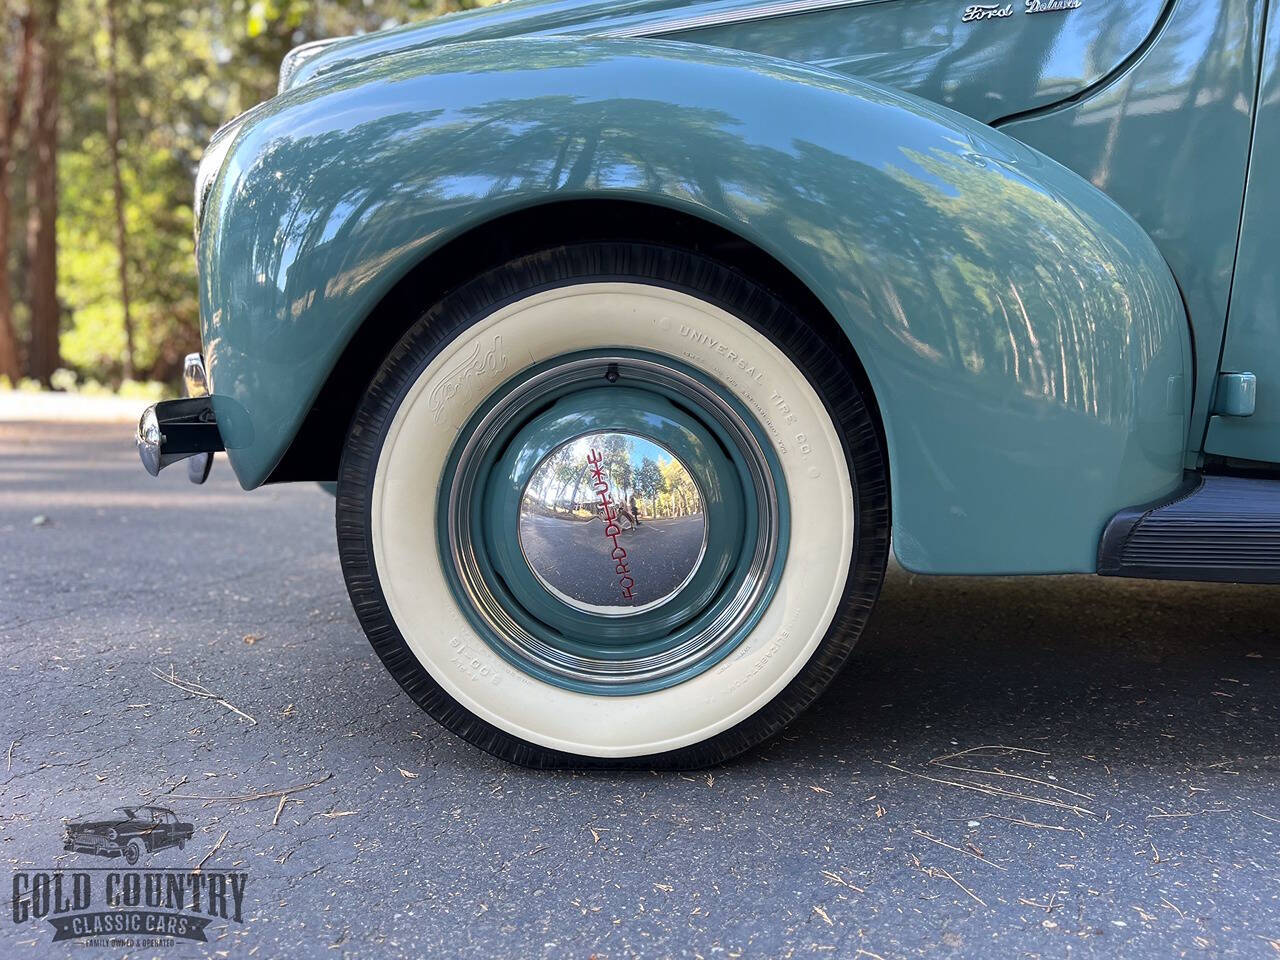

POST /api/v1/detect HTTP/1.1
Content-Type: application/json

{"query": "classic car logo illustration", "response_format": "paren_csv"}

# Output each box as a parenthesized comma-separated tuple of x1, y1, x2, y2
(7, 806, 248, 946)
(62, 805, 193, 865)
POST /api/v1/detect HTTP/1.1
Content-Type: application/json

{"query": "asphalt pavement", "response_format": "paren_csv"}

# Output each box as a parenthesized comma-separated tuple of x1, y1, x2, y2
(1, 420, 1278, 959)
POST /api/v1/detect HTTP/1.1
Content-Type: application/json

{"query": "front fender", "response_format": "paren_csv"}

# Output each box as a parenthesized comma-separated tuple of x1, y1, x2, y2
(201, 36, 1189, 574)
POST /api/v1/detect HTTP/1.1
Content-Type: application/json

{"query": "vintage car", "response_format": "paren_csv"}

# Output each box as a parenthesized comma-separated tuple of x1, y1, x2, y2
(138, 0, 1279, 767)
(63, 806, 194, 864)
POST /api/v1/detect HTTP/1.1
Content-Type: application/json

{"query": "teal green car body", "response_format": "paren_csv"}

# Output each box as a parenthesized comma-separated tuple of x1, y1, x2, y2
(198, 0, 1280, 576)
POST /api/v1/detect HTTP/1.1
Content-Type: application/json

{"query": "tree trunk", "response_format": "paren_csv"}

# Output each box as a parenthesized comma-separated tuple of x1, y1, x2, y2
(104, 0, 133, 380)
(0, 10, 35, 383)
(25, 0, 60, 384)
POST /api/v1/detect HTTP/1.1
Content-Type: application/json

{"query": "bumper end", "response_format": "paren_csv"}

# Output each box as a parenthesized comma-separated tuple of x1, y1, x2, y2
(136, 396, 225, 479)
(137, 405, 167, 476)
(138, 352, 224, 482)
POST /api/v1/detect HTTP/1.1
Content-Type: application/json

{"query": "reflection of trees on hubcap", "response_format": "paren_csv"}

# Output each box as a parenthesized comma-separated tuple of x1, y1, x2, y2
(520, 432, 706, 614)
(521, 432, 704, 523)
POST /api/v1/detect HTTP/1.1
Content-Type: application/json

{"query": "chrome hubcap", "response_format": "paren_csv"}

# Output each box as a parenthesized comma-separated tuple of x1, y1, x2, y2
(440, 351, 788, 694)
(519, 433, 708, 616)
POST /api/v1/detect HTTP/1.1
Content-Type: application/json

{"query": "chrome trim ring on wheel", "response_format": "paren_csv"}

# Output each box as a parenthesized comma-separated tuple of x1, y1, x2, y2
(440, 352, 789, 695)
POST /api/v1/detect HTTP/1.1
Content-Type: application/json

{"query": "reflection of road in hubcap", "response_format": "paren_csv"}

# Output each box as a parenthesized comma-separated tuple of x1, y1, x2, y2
(519, 433, 706, 615)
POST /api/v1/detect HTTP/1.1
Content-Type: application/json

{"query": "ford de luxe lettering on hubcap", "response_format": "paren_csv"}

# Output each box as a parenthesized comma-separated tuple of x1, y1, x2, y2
(518, 433, 708, 616)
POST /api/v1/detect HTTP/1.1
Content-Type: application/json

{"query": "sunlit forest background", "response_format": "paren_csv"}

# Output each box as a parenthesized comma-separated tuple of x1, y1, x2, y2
(0, 0, 484, 396)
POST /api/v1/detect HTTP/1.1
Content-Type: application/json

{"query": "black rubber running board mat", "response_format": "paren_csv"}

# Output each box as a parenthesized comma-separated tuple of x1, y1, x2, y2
(1098, 475, 1280, 583)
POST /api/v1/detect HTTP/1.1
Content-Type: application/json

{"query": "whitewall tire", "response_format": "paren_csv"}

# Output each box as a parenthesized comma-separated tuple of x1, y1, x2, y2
(336, 242, 888, 768)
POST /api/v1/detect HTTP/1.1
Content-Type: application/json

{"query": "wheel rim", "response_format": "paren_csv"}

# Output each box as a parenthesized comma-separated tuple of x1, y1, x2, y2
(439, 350, 789, 695)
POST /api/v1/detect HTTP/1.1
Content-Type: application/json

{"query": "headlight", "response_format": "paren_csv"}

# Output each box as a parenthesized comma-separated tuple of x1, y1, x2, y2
(278, 38, 342, 94)
(193, 114, 248, 240)
(106, 828, 118, 840)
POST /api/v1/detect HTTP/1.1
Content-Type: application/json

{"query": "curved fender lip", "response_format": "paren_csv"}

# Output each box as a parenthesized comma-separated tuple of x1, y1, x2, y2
(202, 36, 1189, 575)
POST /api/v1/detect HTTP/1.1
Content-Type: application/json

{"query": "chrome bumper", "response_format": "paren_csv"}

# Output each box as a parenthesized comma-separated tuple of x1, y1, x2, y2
(136, 353, 223, 483)
(63, 838, 123, 857)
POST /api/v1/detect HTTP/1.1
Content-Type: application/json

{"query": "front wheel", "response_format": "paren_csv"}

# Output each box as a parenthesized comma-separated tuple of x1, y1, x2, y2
(337, 242, 888, 768)
(124, 839, 143, 865)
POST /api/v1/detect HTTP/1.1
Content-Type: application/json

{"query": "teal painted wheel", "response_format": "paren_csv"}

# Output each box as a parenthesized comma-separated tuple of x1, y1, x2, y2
(439, 351, 789, 694)
(337, 242, 889, 768)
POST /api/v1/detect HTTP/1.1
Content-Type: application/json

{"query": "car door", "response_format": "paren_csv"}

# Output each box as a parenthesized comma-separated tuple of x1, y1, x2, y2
(1204, 0, 1280, 465)
(157, 810, 174, 844)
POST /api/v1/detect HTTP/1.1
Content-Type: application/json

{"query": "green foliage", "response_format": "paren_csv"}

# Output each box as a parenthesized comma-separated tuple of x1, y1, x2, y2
(7, 0, 474, 387)
(59, 134, 198, 379)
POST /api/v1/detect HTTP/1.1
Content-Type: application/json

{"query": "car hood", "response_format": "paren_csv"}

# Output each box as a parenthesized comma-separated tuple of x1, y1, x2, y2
(279, 0, 1172, 127)
(66, 817, 133, 833)
(281, 0, 733, 91)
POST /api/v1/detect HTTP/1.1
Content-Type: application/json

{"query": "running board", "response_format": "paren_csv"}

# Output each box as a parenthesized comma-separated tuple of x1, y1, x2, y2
(1098, 475, 1280, 583)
